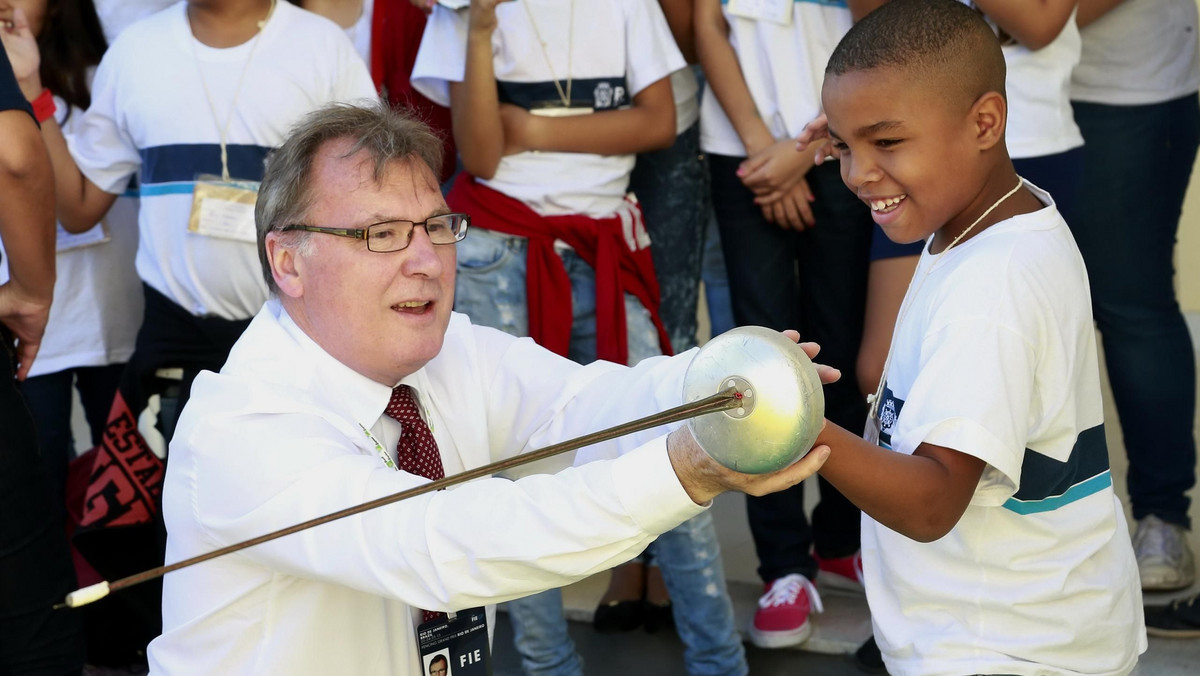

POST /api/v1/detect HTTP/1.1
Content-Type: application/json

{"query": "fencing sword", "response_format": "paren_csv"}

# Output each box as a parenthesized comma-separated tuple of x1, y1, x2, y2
(56, 326, 826, 610)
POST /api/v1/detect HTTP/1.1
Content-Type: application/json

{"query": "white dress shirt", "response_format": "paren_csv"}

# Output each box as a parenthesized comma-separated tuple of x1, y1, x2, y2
(147, 300, 706, 674)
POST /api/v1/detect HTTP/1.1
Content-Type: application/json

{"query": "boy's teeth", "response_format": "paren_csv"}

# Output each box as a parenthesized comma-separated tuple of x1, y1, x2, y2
(396, 301, 426, 307)
(870, 195, 906, 212)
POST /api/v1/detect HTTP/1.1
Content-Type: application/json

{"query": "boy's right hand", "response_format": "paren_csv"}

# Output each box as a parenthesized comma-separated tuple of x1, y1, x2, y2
(795, 113, 836, 166)
(467, 0, 515, 34)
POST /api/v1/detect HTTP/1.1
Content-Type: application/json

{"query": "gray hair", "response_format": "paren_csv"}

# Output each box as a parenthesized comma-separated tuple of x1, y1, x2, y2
(255, 98, 446, 292)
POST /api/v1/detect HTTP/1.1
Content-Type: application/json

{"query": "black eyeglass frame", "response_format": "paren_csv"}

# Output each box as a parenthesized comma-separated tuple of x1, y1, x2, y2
(277, 213, 470, 253)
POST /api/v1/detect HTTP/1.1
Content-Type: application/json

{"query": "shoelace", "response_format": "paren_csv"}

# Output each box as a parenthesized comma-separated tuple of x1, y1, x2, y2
(758, 574, 824, 614)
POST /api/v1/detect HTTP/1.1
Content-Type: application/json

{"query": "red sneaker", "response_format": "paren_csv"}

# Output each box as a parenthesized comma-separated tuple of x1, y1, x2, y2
(749, 573, 823, 648)
(814, 550, 864, 593)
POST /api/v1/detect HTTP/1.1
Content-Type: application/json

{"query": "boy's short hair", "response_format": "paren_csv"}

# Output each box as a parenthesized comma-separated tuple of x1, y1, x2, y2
(826, 0, 1006, 111)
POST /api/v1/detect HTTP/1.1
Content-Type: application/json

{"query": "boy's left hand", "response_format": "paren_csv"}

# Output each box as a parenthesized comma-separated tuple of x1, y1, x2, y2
(761, 177, 815, 230)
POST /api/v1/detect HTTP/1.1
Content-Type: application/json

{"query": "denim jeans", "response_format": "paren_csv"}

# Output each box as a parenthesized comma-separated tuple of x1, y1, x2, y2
(631, 123, 708, 352)
(18, 363, 125, 520)
(710, 156, 870, 578)
(701, 213, 736, 337)
(507, 513, 746, 676)
(1071, 94, 1200, 528)
(454, 227, 746, 675)
(0, 328, 86, 673)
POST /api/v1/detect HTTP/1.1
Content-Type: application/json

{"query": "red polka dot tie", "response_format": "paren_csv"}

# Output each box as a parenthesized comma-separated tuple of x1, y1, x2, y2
(384, 384, 446, 623)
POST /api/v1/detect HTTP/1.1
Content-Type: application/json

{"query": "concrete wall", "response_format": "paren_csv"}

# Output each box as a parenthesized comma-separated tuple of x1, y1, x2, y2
(1181, 151, 1200, 312)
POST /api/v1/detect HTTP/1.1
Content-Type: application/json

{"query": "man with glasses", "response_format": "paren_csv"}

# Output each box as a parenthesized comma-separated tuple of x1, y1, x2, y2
(146, 100, 833, 674)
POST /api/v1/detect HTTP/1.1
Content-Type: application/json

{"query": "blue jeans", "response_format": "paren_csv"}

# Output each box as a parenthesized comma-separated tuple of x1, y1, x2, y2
(454, 228, 746, 676)
(1072, 94, 1200, 528)
(631, 123, 708, 352)
(507, 513, 746, 676)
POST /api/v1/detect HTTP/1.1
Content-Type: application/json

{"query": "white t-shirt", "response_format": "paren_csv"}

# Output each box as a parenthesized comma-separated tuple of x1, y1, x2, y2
(0, 101, 142, 377)
(864, 183, 1145, 676)
(148, 301, 706, 674)
(670, 66, 700, 135)
(92, 0, 177, 43)
(966, 3, 1084, 158)
(344, 0, 374, 66)
(699, 0, 852, 157)
(1071, 0, 1200, 105)
(68, 1, 375, 321)
(411, 0, 685, 217)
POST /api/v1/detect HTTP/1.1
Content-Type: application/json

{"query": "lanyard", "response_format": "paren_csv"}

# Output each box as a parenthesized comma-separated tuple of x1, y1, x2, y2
(522, 0, 575, 107)
(189, 0, 277, 182)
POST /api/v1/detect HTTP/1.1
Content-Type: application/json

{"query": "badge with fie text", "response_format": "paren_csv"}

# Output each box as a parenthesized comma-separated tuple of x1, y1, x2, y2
(417, 608, 491, 676)
(188, 175, 260, 244)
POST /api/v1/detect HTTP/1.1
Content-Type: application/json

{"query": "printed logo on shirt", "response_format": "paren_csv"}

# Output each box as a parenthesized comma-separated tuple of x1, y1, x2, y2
(497, 77, 630, 112)
(876, 384, 904, 449)
(1002, 424, 1114, 515)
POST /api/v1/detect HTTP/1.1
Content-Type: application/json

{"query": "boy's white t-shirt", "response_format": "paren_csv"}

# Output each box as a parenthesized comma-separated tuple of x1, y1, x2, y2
(864, 182, 1145, 676)
(699, 0, 852, 157)
(1071, 0, 1200, 105)
(966, 3, 1084, 159)
(411, 0, 685, 217)
(0, 101, 142, 378)
(67, 1, 375, 321)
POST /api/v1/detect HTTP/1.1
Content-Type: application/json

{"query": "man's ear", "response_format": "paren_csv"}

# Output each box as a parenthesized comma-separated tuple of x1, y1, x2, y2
(266, 231, 304, 299)
(970, 91, 1006, 152)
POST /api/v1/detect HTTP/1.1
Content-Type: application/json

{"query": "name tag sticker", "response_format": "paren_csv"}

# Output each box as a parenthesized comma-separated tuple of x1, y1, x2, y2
(188, 175, 260, 244)
(417, 608, 491, 676)
(55, 222, 110, 253)
(728, 0, 793, 25)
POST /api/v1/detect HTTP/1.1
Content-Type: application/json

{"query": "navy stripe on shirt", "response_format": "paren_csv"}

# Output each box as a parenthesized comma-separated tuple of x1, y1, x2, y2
(497, 77, 632, 112)
(139, 143, 273, 185)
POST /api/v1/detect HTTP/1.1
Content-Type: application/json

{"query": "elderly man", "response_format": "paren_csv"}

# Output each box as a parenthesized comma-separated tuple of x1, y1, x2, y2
(146, 100, 831, 675)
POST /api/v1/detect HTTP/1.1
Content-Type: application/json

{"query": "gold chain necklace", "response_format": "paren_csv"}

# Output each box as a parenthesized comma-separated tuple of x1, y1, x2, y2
(521, 0, 574, 108)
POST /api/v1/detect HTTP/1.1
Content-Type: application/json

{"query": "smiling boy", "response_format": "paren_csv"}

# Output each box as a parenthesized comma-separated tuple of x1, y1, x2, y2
(809, 0, 1145, 673)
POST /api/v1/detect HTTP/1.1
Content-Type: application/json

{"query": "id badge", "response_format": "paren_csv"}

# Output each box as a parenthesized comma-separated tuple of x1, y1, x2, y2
(863, 409, 881, 447)
(55, 222, 110, 253)
(728, 0, 793, 25)
(529, 105, 594, 118)
(418, 608, 491, 676)
(188, 174, 260, 244)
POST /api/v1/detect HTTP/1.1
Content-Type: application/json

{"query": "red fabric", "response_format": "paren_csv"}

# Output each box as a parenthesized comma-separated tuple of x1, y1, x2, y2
(447, 175, 672, 365)
(370, 0, 457, 183)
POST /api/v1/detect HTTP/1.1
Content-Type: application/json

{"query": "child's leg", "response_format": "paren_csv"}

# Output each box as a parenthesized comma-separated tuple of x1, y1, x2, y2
(631, 123, 708, 353)
(451, 227, 530, 335)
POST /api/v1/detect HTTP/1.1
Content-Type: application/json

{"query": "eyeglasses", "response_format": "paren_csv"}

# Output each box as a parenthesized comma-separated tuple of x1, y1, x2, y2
(278, 213, 470, 253)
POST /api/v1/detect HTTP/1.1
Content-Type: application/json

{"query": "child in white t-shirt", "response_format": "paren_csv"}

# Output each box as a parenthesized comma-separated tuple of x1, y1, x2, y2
(815, 1, 1145, 673)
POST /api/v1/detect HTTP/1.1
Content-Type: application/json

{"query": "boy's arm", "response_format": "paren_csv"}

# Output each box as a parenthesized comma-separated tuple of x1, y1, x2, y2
(693, 0, 773, 154)
(816, 422, 986, 542)
(449, 0, 510, 180)
(1076, 0, 1125, 27)
(498, 77, 677, 157)
(972, 0, 1077, 50)
(846, 0, 887, 21)
(4, 9, 115, 232)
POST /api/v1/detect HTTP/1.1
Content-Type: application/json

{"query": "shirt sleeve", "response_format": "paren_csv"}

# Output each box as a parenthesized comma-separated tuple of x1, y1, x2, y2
(178, 410, 703, 612)
(65, 46, 141, 195)
(331, 29, 379, 101)
(623, 0, 687, 97)
(410, 4, 469, 107)
(891, 277, 1041, 506)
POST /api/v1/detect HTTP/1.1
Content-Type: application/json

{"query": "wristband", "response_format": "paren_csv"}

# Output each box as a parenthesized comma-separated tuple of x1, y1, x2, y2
(31, 89, 56, 124)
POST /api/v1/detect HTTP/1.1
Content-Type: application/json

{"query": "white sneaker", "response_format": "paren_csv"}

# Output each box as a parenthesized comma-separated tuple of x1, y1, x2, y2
(1133, 515, 1195, 591)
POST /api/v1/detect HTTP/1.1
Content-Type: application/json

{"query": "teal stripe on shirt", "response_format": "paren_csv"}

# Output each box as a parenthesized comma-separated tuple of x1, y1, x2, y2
(1003, 470, 1114, 515)
(139, 182, 196, 197)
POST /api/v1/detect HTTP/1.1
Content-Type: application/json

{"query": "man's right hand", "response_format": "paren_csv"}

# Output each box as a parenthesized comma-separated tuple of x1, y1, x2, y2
(667, 426, 831, 505)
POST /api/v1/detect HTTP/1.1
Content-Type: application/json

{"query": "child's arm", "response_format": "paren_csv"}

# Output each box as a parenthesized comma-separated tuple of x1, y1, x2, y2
(846, 0, 888, 21)
(815, 422, 987, 542)
(3, 8, 116, 232)
(448, 0, 510, 180)
(497, 77, 677, 157)
(659, 0, 698, 64)
(1076, 0, 1126, 27)
(693, 0, 774, 156)
(972, 0, 1077, 50)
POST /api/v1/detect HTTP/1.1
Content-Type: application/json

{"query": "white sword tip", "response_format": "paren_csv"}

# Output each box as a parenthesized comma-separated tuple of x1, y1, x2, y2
(62, 581, 111, 608)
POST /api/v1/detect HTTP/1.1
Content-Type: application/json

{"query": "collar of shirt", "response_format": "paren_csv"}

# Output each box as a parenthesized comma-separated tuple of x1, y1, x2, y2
(273, 300, 418, 463)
